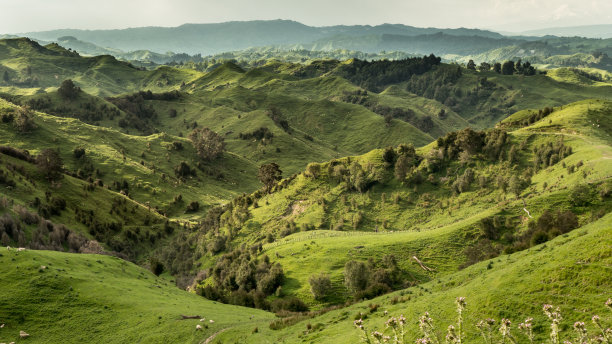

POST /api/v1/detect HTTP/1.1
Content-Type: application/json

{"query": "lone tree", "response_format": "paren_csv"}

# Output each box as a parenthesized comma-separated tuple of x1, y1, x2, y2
(258, 163, 282, 192)
(2, 70, 9, 83)
(344, 260, 369, 293)
(309, 273, 332, 300)
(466, 59, 476, 71)
(14, 106, 36, 133)
(36, 148, 64, 181)
(501, 61, 515, 75)
(58, 79, 80, 100)
(189, 127, 225, 161)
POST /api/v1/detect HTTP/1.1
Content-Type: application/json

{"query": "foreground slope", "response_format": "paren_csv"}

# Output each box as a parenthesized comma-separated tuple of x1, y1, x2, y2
(220, 211, 612, 343)
(0, 249, 273, 344)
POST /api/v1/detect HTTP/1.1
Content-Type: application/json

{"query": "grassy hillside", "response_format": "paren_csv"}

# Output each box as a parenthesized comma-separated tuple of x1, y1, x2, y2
(219, 211, 612, 343)
(0, 38, 202, 96)
(0, 98, 259, 221)
(191, 98, 612, 309)
(0, 249, 274, 344)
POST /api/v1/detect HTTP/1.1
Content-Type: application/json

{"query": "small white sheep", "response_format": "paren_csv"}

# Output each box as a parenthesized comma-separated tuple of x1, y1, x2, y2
(19, 330, 29, 338)
(209, 319, 214, 323)
(5, 246, 10, 251)
(17, 248, 26, 252)
(199, 318, 205, 322)
(195, 325, 202, 330)
(0, 323, 4, 328)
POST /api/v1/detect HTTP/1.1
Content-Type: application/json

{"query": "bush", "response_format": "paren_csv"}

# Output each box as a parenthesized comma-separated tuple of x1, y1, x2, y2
(73, 147, 86, 159)
(185, 201, 200, 213)
(344, 260, 369, 293)
(570, 184, 592, 206)
(531, 231, 549, 246)
(58, 79, 80, 100)
(271, 296, 309, 313)
(309, 273, 332, 300)
(149, 257, 164, 276)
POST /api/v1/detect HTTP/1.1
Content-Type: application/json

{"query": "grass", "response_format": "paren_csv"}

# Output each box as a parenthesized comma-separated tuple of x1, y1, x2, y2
(0, 98, 260, 220)
(197, 98, 612, 308)
(0, 249, 274, 344)
(219, 211, 612, 343)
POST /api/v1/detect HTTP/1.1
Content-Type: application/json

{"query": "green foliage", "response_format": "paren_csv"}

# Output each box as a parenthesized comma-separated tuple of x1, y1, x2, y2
(258, 163, 282, 192)
(188, 127, 225, 161)
(309, 273, 332, 300)
(57, 79, 80, 100)
(35, 148, 63, 181)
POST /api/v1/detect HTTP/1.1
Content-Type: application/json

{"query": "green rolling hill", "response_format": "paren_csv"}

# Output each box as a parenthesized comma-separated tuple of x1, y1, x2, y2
(0, 34, 611, 344)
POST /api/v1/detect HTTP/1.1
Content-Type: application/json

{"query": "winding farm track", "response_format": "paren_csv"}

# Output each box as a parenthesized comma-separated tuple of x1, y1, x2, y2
(201, 328, 229, 344)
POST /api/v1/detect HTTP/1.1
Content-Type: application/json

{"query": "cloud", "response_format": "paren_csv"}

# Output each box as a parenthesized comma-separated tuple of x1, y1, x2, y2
(0, 0, 610, 34)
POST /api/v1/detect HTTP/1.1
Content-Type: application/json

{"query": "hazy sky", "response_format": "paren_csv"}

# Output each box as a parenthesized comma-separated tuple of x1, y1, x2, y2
(1, 0, 611, 33)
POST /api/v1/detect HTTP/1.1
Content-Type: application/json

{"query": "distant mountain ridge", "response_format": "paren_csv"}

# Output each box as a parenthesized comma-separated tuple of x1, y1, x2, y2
(520, 24, 612, 39)
(17, 20, 505, 55)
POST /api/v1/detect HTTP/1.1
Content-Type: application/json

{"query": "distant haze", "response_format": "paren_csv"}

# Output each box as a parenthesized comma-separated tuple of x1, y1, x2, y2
(1, 0, 611, 34)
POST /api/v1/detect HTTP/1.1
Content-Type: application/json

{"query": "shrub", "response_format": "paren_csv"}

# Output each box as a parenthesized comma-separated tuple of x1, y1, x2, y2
(149, 257, 164, 276)
(344, 260, 370, 293)
(309, 273, 332, 300)
(570, 184, 592, 206)
(271, 296, 309, 313)
(185, 201, 200, 213)
(73, 147, 86, 159)
(189, 127, 225, 161)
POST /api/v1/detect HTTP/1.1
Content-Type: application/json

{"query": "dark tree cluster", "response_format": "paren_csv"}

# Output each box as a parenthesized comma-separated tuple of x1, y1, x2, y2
(26, 95, 121, 124)
(239, 127, 274, 142)
(267, 107, 290, 133)
(197, 246, 287, 311)
(108, 91, 173, 134)
(0, 146, 34, 163)
(36, 148, 64, 181)
(533, 139, 572, 170)
(405, 65, 462, 104)
(341, 90, 434, 132)
(491, 59, 536, 76)
(0, 211, 100, 253)
(337, 54, 442, 92)
(258, 163, 282, 192)
(57, 79, 81, 100)
(343, 255, 404, 300)
(501, 107, 555, 128)
(174, 161, 196, 178)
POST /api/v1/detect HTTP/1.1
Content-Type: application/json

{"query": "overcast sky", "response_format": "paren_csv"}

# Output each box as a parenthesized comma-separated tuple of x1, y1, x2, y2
(1, 0, 611, 33)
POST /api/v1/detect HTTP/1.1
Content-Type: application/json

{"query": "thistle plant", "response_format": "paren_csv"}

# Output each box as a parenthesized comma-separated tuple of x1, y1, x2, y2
(544, 304, 563, 344)
(419, 312, 440, 344)
(445, 325, 459, 344)
(518, 317, 535, 343)
(355, 318, 373, 344)
(455, 297, 466, 344)
(499, 318, 517, 344)
(353, 298, 610, 344)
(592, 313, 611, 343)
(476, 318, 496, 344)
(385, 315, 407, 344)
(572, 321, 588, 344)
